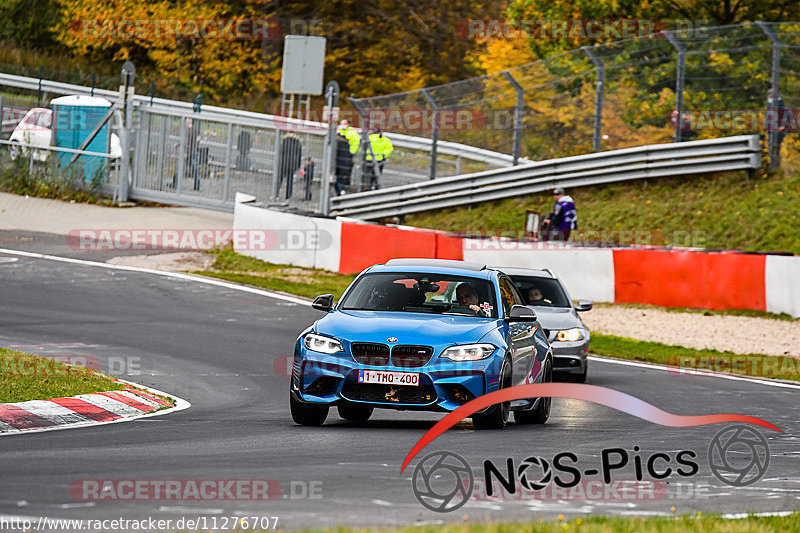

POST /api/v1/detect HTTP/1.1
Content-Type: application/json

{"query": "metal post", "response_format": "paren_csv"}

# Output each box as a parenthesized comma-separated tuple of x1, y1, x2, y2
(665, 31, 686, 142)
(37, 67, 43, 107)
(156, 117, 167, 191)
(118, 61, 135, 202)
(421, 89, 440, 180)
(175, 117, 186, 195)
(582, 47, 605, 152)
(501, 71, 524, 164)
(320, 82, 339, 215)
(271, 127, 281, 200)
(223, 122, 233, 202)
(757, 21, 782, 169)
(0, 95, 4, 161)
(91, 73, 95, 97)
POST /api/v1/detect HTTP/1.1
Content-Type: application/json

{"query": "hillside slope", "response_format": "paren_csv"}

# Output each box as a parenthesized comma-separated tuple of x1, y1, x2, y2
(404, 169, 800, 255)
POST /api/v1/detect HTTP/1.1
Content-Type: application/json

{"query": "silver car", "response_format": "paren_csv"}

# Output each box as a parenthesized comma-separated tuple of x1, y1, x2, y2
(501, 267, 592, 382)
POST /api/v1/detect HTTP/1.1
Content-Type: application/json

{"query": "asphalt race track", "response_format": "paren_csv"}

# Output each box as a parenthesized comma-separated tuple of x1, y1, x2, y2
(0, 249, 798, 530)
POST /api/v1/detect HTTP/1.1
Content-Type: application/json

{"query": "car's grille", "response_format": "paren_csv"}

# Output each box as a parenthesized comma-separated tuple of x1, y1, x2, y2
(341, 381, 436, 405)
(303, 376, 340, 397)
(391, 345, 433, 368)
(351, 342, 390, 366)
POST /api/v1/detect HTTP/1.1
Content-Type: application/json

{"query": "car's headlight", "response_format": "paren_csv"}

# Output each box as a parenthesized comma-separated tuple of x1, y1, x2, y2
(440, 343, 496, 361)
(556, 328, 585, 342)
(304, 333, 344, 354)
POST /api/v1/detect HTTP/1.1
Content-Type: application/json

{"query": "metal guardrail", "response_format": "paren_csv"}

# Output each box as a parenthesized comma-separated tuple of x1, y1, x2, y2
(330, 135, 762, 220)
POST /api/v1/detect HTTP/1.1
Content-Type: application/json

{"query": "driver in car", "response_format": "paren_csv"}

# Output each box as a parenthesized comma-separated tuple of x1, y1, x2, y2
(455, 283, 488, 317)
(527, 285, 552, 305)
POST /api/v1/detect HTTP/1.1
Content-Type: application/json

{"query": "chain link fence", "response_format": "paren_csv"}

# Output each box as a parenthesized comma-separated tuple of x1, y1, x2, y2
(352, 21, 800, 175)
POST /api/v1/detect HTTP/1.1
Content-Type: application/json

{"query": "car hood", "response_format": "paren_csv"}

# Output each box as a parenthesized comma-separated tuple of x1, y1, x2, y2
(315, 310, 498, 346)
(526, 306, 585, 330)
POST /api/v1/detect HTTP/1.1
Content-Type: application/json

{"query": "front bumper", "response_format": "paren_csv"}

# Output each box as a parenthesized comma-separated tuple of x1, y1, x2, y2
(550, 338, 589, 375)
(292, 348, 503, 412)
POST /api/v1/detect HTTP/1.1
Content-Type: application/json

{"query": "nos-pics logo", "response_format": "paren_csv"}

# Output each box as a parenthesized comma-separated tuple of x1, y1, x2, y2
(411, 425, 770, 513)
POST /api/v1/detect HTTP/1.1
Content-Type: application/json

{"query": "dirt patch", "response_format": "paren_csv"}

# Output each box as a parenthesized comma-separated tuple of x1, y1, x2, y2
(583, 305, 800, 356)
(107, 252, 214, 272)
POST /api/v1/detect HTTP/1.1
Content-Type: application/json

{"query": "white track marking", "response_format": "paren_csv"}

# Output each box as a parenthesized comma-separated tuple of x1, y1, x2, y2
(589, 355, 800, 390)
(10, 400, 92, 425)
(1, 247, 797, 393)
(115, 389, 162, 408)
(0, 386, 190, 437)
(73, 393, 148, 417)
(0, 248, 310, 305)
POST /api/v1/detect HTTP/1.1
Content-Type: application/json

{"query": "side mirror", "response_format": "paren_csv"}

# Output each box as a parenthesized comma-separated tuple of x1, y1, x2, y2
(312, 294, 335, 312)
(575, 300, 593, 312)
(506, 304, 537, 322)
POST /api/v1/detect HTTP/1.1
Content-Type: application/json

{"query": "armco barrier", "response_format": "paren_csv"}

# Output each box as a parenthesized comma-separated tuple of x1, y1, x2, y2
(232, 199, 800, 317)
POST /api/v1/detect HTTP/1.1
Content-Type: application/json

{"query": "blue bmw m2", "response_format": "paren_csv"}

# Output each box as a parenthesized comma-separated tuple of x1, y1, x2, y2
(290, 258, 553, 429)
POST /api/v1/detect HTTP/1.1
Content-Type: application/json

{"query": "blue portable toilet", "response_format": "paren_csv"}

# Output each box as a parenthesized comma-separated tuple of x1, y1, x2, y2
(51, 95, 114, 181)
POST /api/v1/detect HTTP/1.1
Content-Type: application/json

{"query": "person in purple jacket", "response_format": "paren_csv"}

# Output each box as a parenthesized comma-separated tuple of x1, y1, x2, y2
(541, 187, 577, 241)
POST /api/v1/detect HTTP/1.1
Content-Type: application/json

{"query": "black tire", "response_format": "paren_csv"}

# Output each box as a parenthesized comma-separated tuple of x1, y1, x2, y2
(472, 358, 511, 430)
(337, 402, 373, 422)
(290, 392, 329, 426)
(574, 363, 587, 383)
(515, 361, 552, 425)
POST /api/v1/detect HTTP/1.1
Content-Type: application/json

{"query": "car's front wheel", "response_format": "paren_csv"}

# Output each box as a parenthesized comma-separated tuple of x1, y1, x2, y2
(337, 402, 373, 422)
(472, 358, 511, 430)
(290, 392, 329, 426)
(515, 361, 552, 425)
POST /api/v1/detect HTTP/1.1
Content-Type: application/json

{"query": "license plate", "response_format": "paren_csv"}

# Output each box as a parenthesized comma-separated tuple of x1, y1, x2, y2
(358, 370, 420, 386)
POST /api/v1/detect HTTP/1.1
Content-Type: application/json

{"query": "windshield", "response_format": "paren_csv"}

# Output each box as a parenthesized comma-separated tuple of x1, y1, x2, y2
(339, 272, 498, 318)
(510, 275, 572, 308)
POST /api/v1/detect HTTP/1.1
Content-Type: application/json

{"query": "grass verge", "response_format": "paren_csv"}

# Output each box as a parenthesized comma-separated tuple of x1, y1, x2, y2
(403, 169, 800, 255)
(307, 512, 800, 532)
(591, 333, 800, 382)
(593, 302, 798, 322)
(193, 248, 356, 300)
(0, 348, 126, 403)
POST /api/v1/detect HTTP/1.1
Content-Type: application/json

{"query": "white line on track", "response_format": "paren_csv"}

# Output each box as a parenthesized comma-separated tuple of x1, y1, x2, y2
(588, 355, 800, 390)
(0, 247, 310, 305)
(1, 247, 797, 393)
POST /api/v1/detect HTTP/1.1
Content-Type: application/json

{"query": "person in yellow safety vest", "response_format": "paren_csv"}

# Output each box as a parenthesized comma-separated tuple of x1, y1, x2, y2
(337, 119, 360, 154)
(365, 127, 393, 190)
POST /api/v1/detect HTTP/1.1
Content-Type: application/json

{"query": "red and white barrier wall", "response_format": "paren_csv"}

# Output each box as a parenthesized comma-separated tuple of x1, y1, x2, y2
(234, 201, 800, 317)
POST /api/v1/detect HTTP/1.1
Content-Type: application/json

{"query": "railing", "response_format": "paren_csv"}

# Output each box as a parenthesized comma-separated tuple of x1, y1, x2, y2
(0, 71, 514, 213)
(330, 135, 762, 220)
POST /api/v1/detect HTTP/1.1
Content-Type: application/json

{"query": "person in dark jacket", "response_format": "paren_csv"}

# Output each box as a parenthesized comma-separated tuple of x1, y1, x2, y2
(334, 132, 353, 196)
(301, 156, 315, 201)
(277, 133, 302, 199)
(541, 187, 577, 241)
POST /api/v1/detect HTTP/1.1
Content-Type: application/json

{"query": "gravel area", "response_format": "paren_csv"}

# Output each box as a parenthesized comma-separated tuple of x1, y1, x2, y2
(583, 305, 800, 356)
(107, 252, 214, 272)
